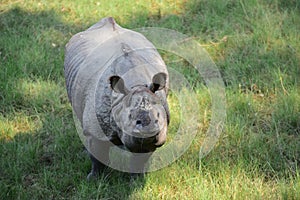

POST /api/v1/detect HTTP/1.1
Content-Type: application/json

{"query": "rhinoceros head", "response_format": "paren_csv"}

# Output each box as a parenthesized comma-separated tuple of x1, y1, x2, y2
(110, 73, 168, 153)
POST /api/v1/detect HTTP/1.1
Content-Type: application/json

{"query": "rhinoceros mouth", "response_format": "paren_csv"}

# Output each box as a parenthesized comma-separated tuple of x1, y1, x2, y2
(124, 130, 160, 139)
(123, 137, 159, 153)
(120, 131, 166, 153)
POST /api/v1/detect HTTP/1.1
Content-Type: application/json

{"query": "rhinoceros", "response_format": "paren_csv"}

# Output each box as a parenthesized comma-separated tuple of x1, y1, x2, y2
(64, 17, 170, 179)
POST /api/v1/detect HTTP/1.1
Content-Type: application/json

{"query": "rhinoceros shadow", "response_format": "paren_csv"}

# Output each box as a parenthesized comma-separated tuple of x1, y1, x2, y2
(0, 7, 147, 199)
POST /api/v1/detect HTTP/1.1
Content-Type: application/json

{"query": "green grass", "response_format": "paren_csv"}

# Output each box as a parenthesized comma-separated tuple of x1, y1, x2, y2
(1, 0, 299, 199)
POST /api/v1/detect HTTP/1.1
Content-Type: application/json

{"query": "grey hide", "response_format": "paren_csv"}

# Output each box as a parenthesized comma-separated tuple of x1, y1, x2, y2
(64, 17, 170, 175)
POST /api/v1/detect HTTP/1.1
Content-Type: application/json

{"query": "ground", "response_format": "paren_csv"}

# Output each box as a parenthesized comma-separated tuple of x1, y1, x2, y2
(0, 0, 299, 199)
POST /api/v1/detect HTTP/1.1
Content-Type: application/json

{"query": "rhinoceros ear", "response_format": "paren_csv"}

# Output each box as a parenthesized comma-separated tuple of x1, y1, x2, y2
(150, 72, 167, 93)
(110, 76, 128, 94)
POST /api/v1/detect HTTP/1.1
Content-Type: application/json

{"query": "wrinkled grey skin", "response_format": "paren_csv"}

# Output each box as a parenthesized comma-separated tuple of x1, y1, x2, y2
(64, 17, 170, 179)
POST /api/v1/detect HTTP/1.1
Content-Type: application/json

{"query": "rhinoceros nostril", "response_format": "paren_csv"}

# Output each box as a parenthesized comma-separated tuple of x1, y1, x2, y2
(136, 120, 142, 125)
(155, 120, 158, 123)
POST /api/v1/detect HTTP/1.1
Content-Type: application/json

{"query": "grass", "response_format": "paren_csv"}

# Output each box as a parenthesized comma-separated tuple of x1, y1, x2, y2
(0, 0, 299, 199)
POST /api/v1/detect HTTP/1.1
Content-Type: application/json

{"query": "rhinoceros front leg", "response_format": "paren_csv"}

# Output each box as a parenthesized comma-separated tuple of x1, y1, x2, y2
(87, 153, 103, 180)
(129, 152, 152, 179)
(85, 132, 111, 180)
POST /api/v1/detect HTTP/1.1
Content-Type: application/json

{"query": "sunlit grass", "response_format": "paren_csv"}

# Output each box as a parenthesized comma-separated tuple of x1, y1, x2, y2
(15, 79, 67, 112)
(0, 113, 42, 141)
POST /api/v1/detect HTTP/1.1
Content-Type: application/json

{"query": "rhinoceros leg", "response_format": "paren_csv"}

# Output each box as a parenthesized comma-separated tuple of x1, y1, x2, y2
(86, 135, 111, 181)
(129, 152, 152, 179)
(87, 153, 104, 180)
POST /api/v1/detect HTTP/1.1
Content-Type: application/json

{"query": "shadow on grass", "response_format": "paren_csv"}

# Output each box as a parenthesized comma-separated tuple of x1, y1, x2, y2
(0, 123, 147, 199)
(0, 7, 147, 200)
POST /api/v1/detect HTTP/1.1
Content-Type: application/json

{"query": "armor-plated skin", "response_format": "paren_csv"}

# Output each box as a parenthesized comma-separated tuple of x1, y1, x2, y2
(64, 17, 170, 178)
